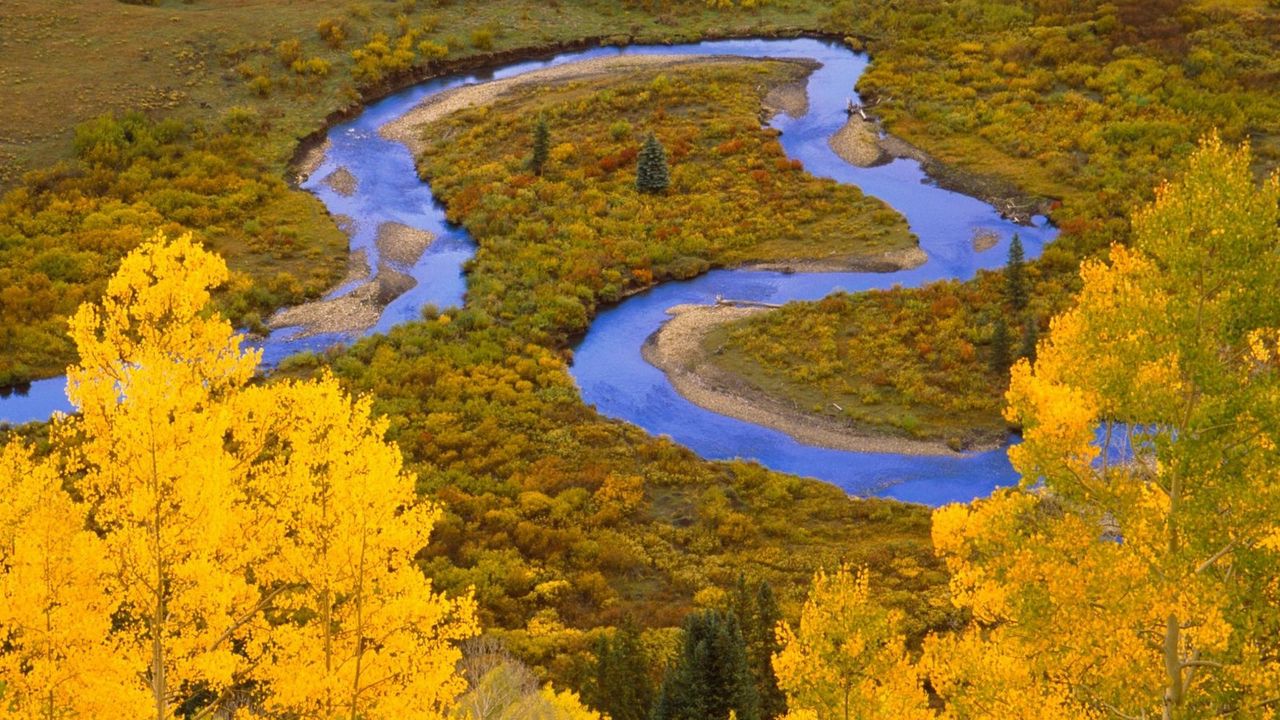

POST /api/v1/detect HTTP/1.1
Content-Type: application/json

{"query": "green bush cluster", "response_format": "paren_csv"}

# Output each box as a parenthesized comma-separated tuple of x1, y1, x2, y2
(0, 112, 345, 386)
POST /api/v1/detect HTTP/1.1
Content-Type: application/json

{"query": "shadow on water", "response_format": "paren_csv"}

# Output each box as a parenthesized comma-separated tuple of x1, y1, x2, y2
(3, 38, 1066, 505)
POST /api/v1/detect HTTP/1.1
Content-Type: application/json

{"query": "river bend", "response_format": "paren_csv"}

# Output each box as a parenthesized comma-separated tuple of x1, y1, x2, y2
(0, 38, 1059, 505)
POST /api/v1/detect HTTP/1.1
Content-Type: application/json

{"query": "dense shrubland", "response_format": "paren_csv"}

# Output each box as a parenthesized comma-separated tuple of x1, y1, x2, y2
(257, 59, 945, 691)
(2, 0, 1279, 716)
(704, 237, 1036, 445)
(714, 0, 1280, 435)
(6, 139, 1275, 719)
(7, 0, 1274, 411)
(280, 302, 947, 709)
(0, 112, 345, 387)
(706, 279, 1013, 446)
(415, 60, 914, 345)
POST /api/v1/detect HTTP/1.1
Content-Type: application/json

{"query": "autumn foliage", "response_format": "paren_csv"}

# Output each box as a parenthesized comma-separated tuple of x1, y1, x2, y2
(773, 565, 931, 720)
(416, 60, 916, 345)
(0, 233, 476, 719)
(0, 113, 345, 387)
(780, 138, 1280, 719)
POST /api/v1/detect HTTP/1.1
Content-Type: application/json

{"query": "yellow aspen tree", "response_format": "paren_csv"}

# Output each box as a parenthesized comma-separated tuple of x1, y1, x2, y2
(927, 135, 1280, 718)
(919, 625, 1099, 720)
(234, 378, 477, 719)
(0, 231, 476, 718)
(538, 686, 609, 720)
(60, 232, 266, 718)
(772, 565, 932, 720)
(0, 442, 150, 719)
(494, 684, 610, 720)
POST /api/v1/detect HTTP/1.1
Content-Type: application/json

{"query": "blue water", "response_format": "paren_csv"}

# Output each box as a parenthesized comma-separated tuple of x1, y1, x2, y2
(0, 38, 1060, 505)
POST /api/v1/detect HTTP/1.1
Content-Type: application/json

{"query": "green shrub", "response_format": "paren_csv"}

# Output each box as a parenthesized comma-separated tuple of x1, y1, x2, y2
(276, 38, 302, 68)
(316, 17, 347, 48)
(609, 120, 633, 140)
(470, 28, 495, 50)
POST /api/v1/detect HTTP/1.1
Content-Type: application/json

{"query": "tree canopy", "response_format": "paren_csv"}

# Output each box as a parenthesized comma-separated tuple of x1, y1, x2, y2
(782, 137, 1280, 719)
(0, 232, 477, 719)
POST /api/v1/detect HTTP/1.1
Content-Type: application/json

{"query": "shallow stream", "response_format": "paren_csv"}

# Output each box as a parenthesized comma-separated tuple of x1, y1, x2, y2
(0, 38, 1059, 505)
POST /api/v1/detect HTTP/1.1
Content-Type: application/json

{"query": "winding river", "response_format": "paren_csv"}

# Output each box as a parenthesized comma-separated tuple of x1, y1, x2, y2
(0, 38, 1058, 506)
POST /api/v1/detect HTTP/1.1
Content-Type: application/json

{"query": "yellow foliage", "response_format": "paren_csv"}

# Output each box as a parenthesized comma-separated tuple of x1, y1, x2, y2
(772, 565, 932, 720)
(0, 232, 476, 718)
(932, 136, 1280, 718)
(540, 685, 608, 720)
(0, 442, 151, 719)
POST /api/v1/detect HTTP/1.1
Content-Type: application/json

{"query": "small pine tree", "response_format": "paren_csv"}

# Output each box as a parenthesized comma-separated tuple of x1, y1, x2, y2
(729, 578, 787, 720)
(1019, 317, 1039, 362)
(652, 610, 760, 720)
(989, 316, 1011, 374)
(636, 133, 670, 194)
(530, 116, 550, 176)
(1005, 233, 1028, 312)
(586, 620, 653, 720)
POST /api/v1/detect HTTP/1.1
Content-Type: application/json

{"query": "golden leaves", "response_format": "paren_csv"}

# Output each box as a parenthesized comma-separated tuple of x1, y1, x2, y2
(925, 136, 1280, 718)
(772, 564, 933, 720)
(0, 233, 476, 719)
(0, 441, 151, 719)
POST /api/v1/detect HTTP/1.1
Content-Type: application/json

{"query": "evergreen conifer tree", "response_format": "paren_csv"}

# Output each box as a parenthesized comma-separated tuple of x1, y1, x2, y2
(1005, 233, 1028, 312)
(586, 620, 653, 720)
(729, 578, 787, 719)
(652, 610, 760, 720)
(636, 133, 670, 194)
(989, 316, 1012, 374)
(1019, 317, 1038, 362)
(530, 116, 550, 176)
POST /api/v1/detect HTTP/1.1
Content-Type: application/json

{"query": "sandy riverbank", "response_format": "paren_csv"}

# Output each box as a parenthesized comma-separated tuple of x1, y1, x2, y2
(268, 249, 377, 337)
(267, 262, 417, 339)
(763, 80, 809, 119)
(267, 220, 434, 338)
(745, 245, 927, 273)
(377, 222, 435, 266)
(380, 54, 819, 154)
(643, 303, 982, 455)
(828, 117, 887, 167)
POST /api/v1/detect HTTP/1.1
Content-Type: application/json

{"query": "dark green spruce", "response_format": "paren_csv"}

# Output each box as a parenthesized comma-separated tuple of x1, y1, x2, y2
(636, 133, 670, 194)
(586, 619, 655, 720)
(1005, 233, 1028, 312)
(729, 577, 787, 719)
(989, 315, 1011, 373)
(530, 115, 550, 176)
(1019, 318, 1039, 362)
(651, 609, 760, 720)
